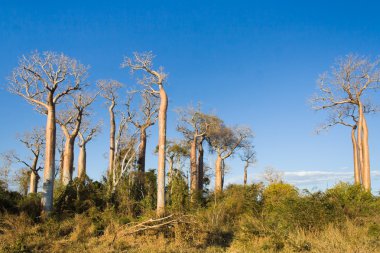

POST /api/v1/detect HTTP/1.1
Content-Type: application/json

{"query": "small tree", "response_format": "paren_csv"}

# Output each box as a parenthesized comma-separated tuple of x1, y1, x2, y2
(12, 128, 45, 194)
(98, 80, 123, 179)
(177, 106, 210, 200)
(56, 93, 96, 185)
(126, 91, 159, 173)
(77, 120, 101, 180)
(239, 144, 256, 186)
(208, 123, 252, 193)
(8, 51, 88, 212)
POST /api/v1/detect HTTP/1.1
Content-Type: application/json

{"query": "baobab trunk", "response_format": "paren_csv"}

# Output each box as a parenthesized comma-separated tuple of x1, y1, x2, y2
(29, 155, 39, 194)
(361, 115, 371, 191)
(137, 127, 148, 173)
(357, 104, 364, 183)
(62, 138, 75, 185)
(157, 85, 168, 217)
(29, 172, 39, 194)
(243, 162, 248, 186)
(78, 144, 86, 180)
(197, 139, 204, 191)
(41, 102, 56, 213)
(351, 126, 360, 184)
(190, 137, 198, 199)
(108, 101, 116, 178)
(215, 154, 223, 193)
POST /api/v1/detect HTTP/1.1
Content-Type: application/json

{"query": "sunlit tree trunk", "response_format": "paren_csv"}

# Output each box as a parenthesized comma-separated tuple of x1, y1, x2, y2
(62, 138, 75, 185)
(351, 126, 360, 184)
(361, 114, 371, 191)
(215, 154, 223, 193)
(77, 143, 86, 180)
(42, 101, 56, 213)
(29, 171, 39, 194)
(157, 85, 168, 217)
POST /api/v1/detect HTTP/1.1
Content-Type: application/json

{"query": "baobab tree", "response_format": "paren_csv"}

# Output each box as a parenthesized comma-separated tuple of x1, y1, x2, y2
(126, 91, 159, 173)
(77, 120, 102, 180)
(311, 55, 380, 191)
(239, 144, 256, 186)
(56, 93, 96, 185)
(98, 80, 123, 179)
(8, 51, 88, 212)
(208, 123, 252, 193)
(122, 52, 168, 217)
(12, 128, 45, 194)
(177, 106, 210, 200)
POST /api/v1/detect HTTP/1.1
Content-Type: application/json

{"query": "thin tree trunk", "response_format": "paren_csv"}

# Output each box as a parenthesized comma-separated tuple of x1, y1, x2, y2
(197, 139, 204, 191)
(351, 126, 361, 184)
(108, 101, 116, 178)
(361, 114, 371, 191)
(78, 144, 86, 180)
(137, 127, 147, 173)
(62, 138, 75, 185)
(215, 154, 223, 193)
(190, 136, 198, 199)
(41, 102, 56, 213)
(157, 85, 168, 217)
(59, 150, 64, 183)
(244, 162, 248, 186)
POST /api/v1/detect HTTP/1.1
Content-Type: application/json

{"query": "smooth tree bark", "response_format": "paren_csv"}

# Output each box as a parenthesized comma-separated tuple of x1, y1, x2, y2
(57, 94, 96, 185)
(8, 51, 88, 212)
(126, 91, 158, 173)
(77, 121, 101, 180)
(311, 55, 380, 191)
(98, 80, 122, 181)
(123, 52, 168, 217)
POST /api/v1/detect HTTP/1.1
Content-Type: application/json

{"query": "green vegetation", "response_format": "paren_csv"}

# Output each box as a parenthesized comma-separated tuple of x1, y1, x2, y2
(1, 180, 380, 252)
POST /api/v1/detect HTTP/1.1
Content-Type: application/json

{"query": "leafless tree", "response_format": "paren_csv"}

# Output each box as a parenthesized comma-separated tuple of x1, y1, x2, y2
(8, 51, 88, 212)
(208, 123, 252, 193)
(56, 93, 96, 185)
(12, 128, 45, 194)
(77, 120, 102, 180)
(239, 144, 256, 186)
(111, 115, 139, 194)
(98, 80, 123, 179)
(126, 91, 158, 174)
(311, 54, 380, 191)
(177, 106, 210, 200)
(122, 52, 168, 217)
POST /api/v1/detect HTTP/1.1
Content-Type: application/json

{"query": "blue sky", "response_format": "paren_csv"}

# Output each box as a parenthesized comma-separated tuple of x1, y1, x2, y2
(1, 0, 380, 192)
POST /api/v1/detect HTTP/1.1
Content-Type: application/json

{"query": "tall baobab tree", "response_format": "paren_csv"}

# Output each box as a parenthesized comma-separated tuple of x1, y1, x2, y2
(8, 51, 88, 212)
(208, 123, 252, 193)
(126, 91, 159, 174)
(98, 80, 123, 180)
(311, 55, 380, 191)
(77, 121, 101, 180)
(315, 104, 374, 184)
(122, 52, 168, 217)
(10, 128, 44, 194)
(239, 144, 256, 186)
(177, 106, 210, 200)
(56, 93, 96, 185)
